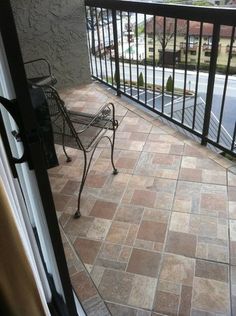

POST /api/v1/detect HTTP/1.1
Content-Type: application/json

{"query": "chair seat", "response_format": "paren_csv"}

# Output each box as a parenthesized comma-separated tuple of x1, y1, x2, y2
(51, 108, 115, 151)
(68, 110, 114, 130)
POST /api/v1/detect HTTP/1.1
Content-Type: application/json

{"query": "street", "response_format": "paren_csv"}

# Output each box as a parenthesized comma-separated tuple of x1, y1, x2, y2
(92, 58, 236, 135)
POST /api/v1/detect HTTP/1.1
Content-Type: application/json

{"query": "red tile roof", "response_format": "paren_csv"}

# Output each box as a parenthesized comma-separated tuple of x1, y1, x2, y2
(146, 17, 235, 38)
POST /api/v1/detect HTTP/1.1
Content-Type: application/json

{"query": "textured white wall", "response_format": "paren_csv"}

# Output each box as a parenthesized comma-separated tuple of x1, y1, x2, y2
(11, 0, 91, 88)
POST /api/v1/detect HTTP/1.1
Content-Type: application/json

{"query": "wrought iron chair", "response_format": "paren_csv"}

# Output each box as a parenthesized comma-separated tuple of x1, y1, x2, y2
(41, 85, 118, 218)
(24, 58, 57, 87)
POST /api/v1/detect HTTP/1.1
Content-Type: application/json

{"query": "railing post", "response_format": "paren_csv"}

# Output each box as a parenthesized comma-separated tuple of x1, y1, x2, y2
(231, 122, 236, 152)
(112, 9, 121, 96)
(201, 23, 220, 146)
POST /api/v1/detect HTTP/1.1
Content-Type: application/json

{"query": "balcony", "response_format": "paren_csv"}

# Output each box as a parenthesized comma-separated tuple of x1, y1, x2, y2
(39, 0, 236, 314)
(3, 0, 236, 314)
(45, 0, 236, 314)
(52, 82, 236, 315)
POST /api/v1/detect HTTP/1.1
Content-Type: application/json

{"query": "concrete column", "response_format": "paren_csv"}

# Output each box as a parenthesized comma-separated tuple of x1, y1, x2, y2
(11, 0, 91, 88)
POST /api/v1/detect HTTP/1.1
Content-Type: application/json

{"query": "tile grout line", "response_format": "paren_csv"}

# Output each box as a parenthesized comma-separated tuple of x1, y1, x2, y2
(167, 143, 185, 316)
(226, 166, 233, 315)
(150, 136, 184, 313)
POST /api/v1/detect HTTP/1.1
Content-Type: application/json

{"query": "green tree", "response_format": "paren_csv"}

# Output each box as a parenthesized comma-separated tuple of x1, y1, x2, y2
(166, 75, 173, 92)
(138, 72, 144, 87)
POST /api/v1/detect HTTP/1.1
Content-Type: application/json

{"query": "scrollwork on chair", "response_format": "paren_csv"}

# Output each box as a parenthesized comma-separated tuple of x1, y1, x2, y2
(40, 85, 118, 219)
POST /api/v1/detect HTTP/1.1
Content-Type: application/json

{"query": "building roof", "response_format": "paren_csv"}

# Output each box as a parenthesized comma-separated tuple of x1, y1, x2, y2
(146, 17, 235, 38)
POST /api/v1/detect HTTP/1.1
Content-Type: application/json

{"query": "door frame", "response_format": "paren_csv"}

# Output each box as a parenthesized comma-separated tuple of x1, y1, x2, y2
(0, 2, 79, 315)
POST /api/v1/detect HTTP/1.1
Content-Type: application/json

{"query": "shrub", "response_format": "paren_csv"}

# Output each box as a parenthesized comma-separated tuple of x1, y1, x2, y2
(166, 75, 173, 92)
(138, 72, 144, 86)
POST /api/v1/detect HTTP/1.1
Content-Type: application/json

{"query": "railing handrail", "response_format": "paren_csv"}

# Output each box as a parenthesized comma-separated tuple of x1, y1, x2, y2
(86, 0, 236, 156)
(85, 0, 236, 26)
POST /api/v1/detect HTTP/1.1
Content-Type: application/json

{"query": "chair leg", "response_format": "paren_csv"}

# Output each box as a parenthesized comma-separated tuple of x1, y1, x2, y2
(110, 128, 118, 175)
(74, 151, 87, 219)
(62, 122, 71, 162)
(74, 127, 118, 219)
(62, 144, 72, 163)
(73, 147, 97, 219)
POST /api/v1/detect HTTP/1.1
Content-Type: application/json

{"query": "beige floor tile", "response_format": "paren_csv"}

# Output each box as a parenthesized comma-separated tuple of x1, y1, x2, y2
(131, 190, 157, 208)
(64, 216, 94, 238)
(98, 269, 134, 304)
(125, 224, 139, 246)
(89, 199, 117, 219)
(128, 174, 155, 189)
(230, 220, 236, 241)
(99, 181, 127, 203)
(230, 220, 236, 265)
(192, 277, 230, 314)
(53, 192, 71, 212)
(165, 231, 197, 258)
(143, 208, 170, 223)
(135, 152, 181, 179)
(128, 275, 157, 309)
(170, 212, 229, 263)
(229, 201, 236, 219)
(86, 218, 111, 240)
(71, 271, 97, 302)
(228, 171, 236, 186)
(229, 186, 236, 202)
(106, 221, 130, 244)
(159, 253, 195, 286)
(137, 220, 167, 244)
(202, 170, 227, 185)
(179, 168, 202, 182)
(114, 204, 144, 224)
(143, 141, 171, 154)
(50, 176, 68, 193)
(231, 266, 236, 316)
(73, 238, 102, 265)
(118, 246, 132, 262)
(183, 144, 208, 158)
(179, 285, 192, 316)
(173, 181, 228, 218)
(153, 290, 179, 315)
(127, 248, 162, 278)
(169, 212, 190, 233)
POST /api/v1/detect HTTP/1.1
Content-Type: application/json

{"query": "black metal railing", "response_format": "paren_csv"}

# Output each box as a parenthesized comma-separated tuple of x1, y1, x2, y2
(85, 0, 236, 156)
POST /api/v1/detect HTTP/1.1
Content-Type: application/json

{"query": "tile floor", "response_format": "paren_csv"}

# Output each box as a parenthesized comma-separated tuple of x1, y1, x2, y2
(49, 82, 236, 316)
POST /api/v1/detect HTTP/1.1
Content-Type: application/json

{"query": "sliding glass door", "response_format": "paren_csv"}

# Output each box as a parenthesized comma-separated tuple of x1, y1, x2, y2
(0, 1, 84, 315)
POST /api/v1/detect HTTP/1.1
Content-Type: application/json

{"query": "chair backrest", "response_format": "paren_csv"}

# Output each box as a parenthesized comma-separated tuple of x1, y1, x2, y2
(28, 85, 59, 169)
(24, 58, 57, 87)
(41, 85, 84, 150)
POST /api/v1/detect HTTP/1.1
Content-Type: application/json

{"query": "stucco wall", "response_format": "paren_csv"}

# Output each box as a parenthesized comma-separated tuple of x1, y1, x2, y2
(11, 0, 91, 88)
